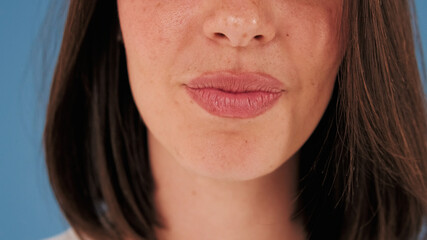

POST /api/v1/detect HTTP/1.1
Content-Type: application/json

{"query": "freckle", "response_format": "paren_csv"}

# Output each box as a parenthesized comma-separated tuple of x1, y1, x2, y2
(192, 190, 197, 196)
(242, 33, 248, 38)
(244, 140, 248, 143)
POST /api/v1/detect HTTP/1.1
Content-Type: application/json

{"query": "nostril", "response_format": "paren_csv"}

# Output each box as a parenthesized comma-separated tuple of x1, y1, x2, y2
(214, 32, 227, 38)
(215, 32, 264, 41)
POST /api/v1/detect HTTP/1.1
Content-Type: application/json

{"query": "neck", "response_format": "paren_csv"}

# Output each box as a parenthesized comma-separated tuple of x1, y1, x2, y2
(149, 133, 305, 240)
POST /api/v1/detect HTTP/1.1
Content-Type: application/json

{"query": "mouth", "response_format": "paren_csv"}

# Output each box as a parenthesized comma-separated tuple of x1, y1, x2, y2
(185, 71, 285, 119)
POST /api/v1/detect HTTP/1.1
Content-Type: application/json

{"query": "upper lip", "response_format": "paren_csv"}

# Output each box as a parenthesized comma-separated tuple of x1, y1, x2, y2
(185, 71, 285, 93)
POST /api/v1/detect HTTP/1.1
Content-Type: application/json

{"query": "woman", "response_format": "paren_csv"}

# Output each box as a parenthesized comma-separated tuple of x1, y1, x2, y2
(44, 0, 427, 239)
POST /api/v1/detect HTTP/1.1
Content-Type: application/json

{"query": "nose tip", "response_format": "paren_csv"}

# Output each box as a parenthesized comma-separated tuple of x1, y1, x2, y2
(203, 8, 276, 47)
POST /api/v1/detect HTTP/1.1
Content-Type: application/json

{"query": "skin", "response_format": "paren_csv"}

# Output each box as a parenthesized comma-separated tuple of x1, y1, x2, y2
(117, 0, 344, 239)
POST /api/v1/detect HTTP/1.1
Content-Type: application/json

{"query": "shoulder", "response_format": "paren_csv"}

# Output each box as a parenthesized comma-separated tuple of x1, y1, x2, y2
(420, 220, 427, 240)
(44, 228, 80, 240)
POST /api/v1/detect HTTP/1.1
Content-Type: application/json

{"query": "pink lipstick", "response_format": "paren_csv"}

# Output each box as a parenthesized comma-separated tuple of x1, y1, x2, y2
(185, 71, 284, 118)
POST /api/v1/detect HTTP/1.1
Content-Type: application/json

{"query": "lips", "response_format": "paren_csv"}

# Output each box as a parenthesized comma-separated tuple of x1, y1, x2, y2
(185, 71, 284, 118)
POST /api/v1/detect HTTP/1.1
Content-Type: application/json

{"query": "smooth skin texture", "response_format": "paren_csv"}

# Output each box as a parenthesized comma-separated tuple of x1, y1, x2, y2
(117, 0, 344, 239)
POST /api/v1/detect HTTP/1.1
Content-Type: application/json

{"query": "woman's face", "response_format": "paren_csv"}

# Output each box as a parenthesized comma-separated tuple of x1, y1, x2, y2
(117, 0, 344, 180)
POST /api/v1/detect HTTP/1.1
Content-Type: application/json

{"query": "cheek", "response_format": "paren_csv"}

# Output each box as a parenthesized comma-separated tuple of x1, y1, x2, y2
(117, 0, 197, 70)
(280, 3, 342, 146)
(277, 1, 343, 67)
(118, 0, 197, 116)
(284, 3, 342, 101)
(118, 0, 191, 35)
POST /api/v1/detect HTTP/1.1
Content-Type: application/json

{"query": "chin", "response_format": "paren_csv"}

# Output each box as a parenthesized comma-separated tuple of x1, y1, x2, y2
(176, 144, 289, 182)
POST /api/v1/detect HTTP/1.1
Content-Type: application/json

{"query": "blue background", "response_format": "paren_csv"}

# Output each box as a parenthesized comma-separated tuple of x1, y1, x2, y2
(0, 1, 426, 239)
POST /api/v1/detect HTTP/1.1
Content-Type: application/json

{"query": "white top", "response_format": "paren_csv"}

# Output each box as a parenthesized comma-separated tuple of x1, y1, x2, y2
(46, 226, 426, 240)
(44, 229, 79, 240)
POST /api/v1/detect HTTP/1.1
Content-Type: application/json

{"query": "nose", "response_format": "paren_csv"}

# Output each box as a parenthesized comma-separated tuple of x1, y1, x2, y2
(203, 1, 276, 48)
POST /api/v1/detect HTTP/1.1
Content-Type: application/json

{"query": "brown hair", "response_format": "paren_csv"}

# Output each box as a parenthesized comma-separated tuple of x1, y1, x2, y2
(44, 0, 427, 239)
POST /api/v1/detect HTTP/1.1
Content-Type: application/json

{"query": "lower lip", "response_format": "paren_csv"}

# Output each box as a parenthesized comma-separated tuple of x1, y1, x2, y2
(185, 87, 283, 118)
